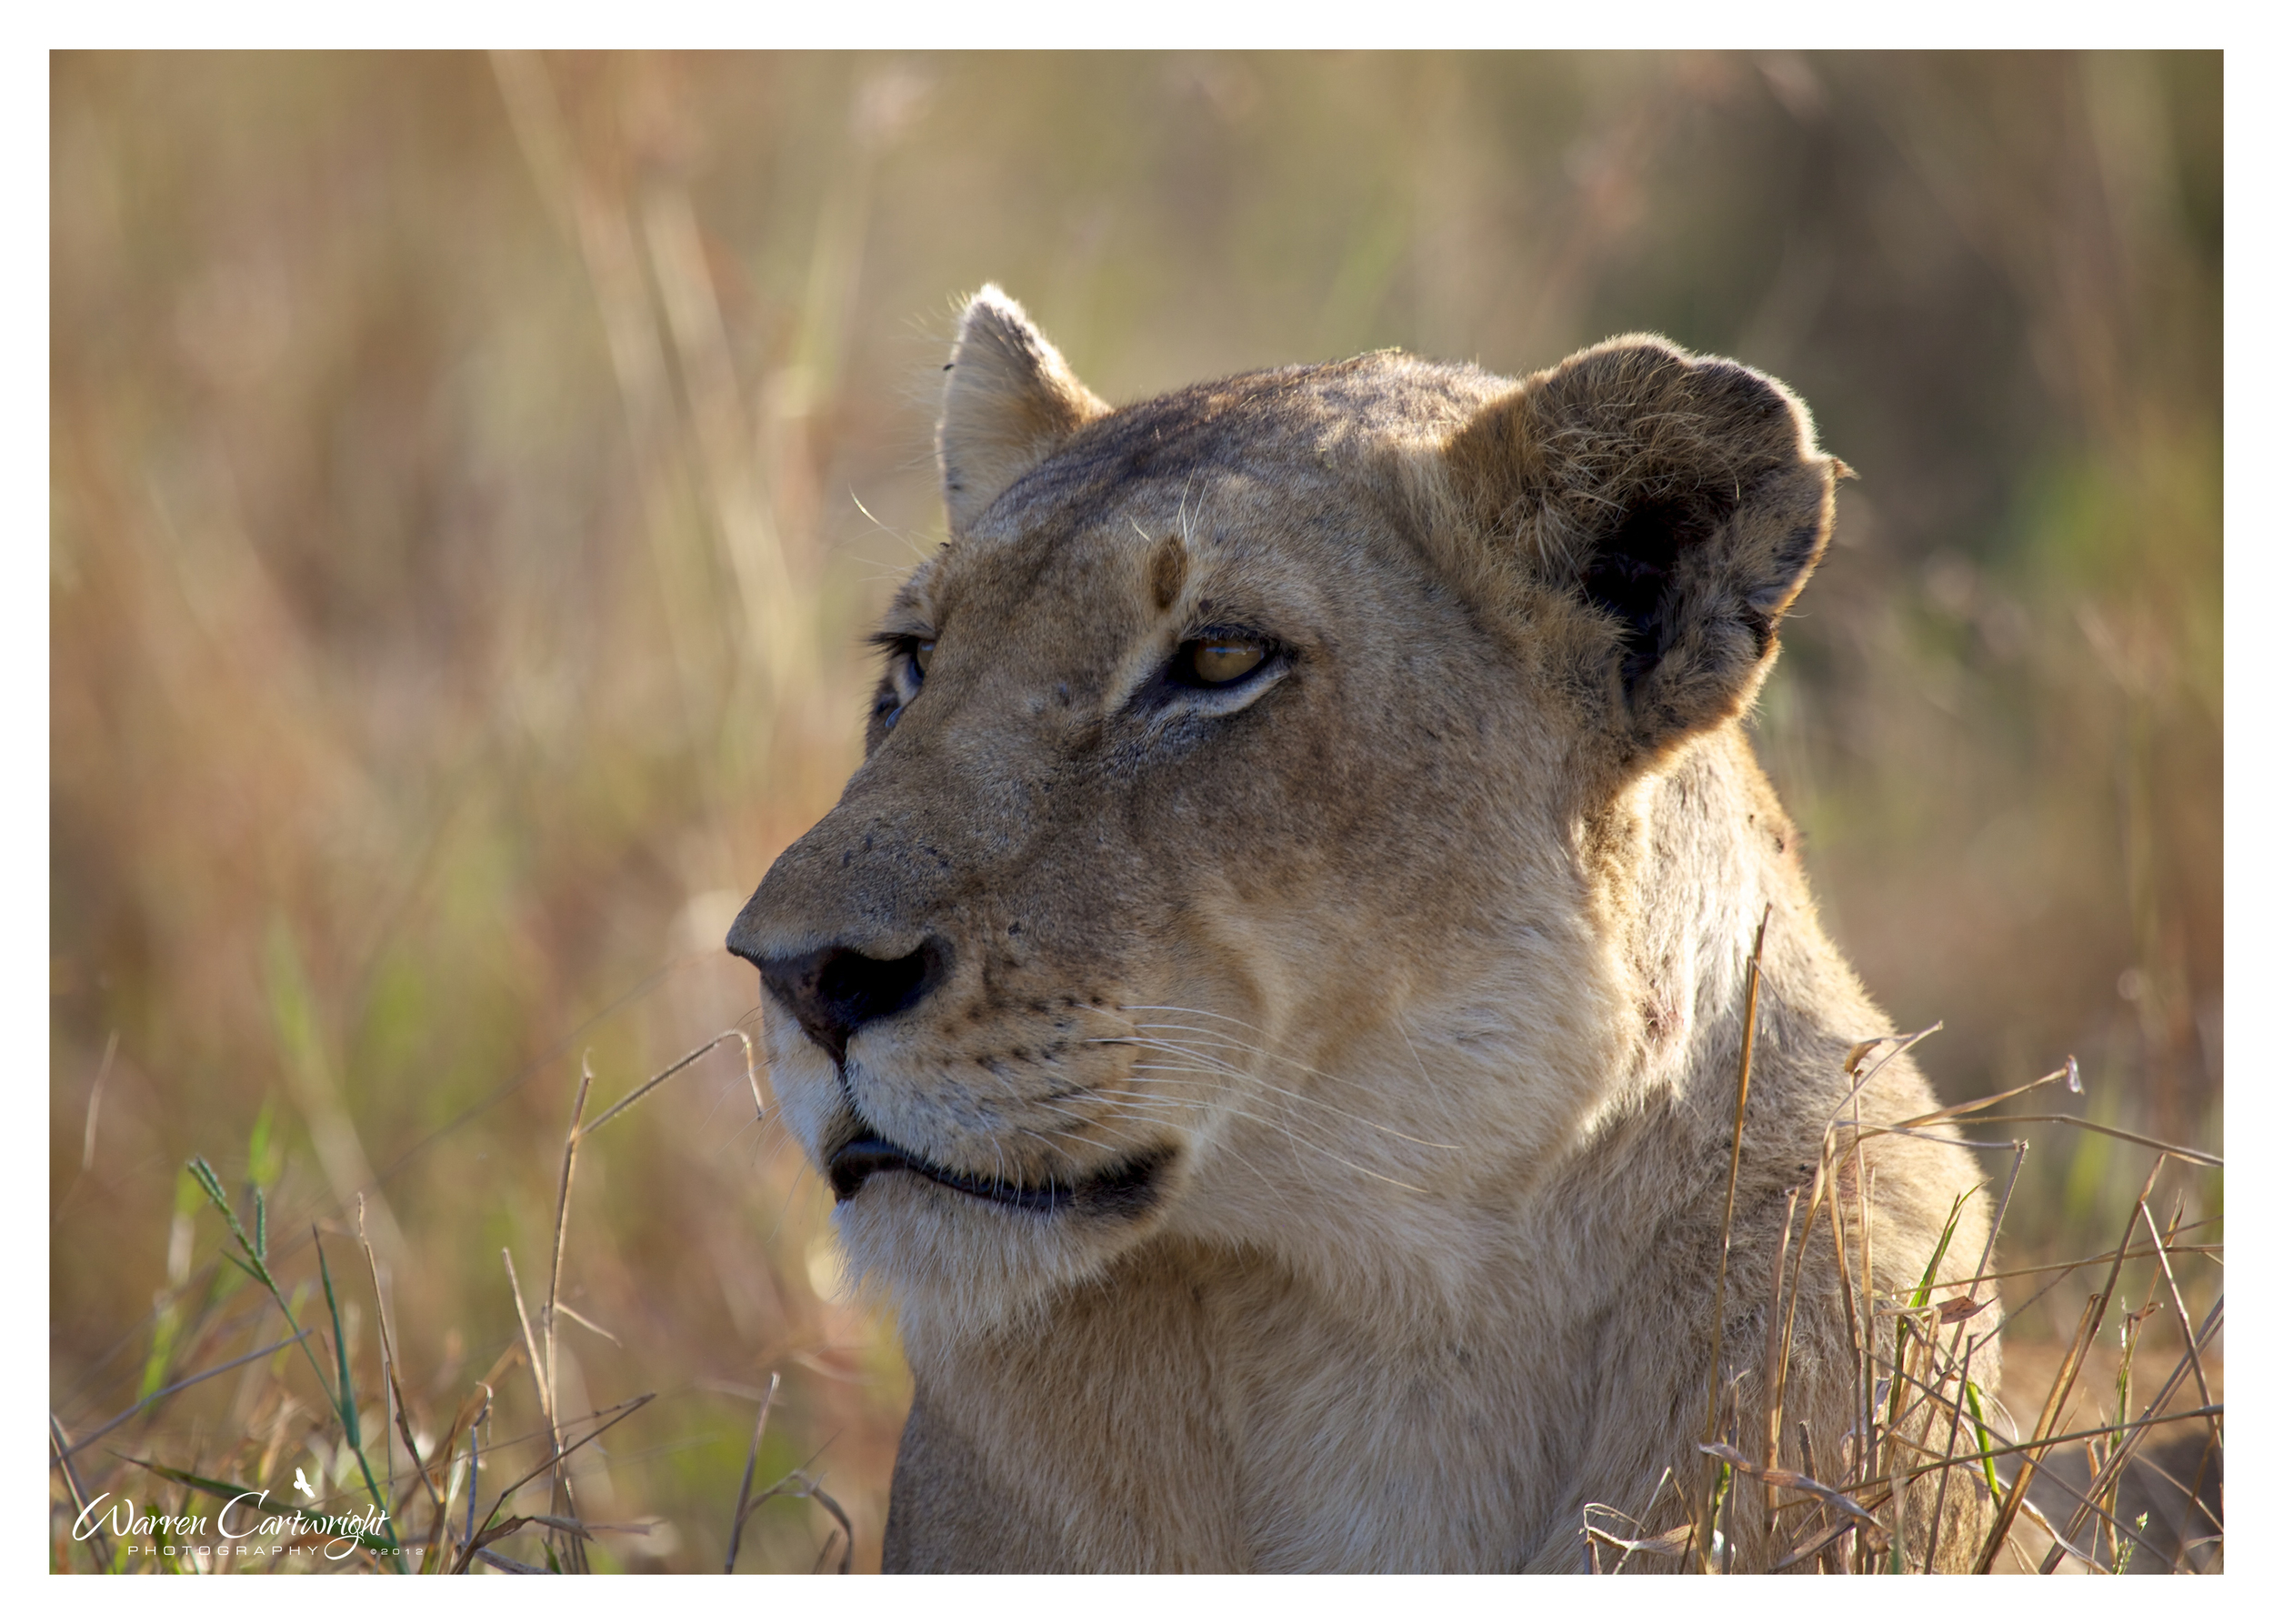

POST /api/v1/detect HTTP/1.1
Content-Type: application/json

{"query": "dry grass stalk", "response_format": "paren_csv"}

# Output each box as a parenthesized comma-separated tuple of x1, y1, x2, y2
(1970, 1157, 2163, 1569)
(2140, 1198, 2218, 1452)
(2047, 1291, 2214, 1569)
(1592, 1025, 2221, 1575)
(1691, 907, 1770, 1571)
(1759, 1183, 1802, 1551)
(1703, 907, 1770, 1449)
(538, 1059, 596, 1573)
(451, 1393, 656, 1573)
(725, 1371, 783, 1574)
(499, 1244, 567, 1565)
(729, 1469, 856, 1576)
(49, 1415, 115, 1574)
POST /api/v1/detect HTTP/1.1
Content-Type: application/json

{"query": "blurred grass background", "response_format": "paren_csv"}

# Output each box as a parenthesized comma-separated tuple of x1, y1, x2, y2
(51, 52, 2219, 1572)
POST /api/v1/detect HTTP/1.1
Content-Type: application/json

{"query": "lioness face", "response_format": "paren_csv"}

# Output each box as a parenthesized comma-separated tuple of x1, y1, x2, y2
(732, 291, 1831, 1330)
(734, 401, 1616, 1323)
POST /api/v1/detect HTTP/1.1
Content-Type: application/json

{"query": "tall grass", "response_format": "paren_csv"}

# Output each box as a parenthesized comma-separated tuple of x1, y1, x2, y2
(1582, 939, 2220, 1574)
(51, 1034, 860, 1574)
(50, 994, 2221, 1572)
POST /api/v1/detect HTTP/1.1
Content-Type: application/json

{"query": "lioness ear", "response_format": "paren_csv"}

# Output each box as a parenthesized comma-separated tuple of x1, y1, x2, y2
(937, 286, 1107, 533)
(1446, 336, 1837, 757)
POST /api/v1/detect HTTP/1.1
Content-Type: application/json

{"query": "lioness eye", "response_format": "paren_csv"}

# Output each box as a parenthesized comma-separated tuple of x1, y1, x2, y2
(1186, 637, 1266, 686)
(912, 638, 936, 677)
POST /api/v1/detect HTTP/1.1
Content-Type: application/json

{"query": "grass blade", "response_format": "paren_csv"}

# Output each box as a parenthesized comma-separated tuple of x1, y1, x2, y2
(1697, 907, 1768, 1569)
(725, 1371, 781, 1573)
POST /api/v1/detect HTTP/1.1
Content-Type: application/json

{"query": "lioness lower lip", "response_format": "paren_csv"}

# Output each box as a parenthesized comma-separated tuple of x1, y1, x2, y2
(826, 1136, 919, 1200)
(824, 1132, 1079, 1212)
(824, 1131, 1169, 1219)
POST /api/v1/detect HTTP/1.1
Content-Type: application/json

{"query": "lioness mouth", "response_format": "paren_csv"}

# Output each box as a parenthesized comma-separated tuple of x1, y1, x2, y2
(826, 1129, 1169, 1221)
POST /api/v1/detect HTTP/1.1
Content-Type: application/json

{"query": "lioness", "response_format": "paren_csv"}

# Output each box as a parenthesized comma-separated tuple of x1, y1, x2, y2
(728, 288, 1997, 1571)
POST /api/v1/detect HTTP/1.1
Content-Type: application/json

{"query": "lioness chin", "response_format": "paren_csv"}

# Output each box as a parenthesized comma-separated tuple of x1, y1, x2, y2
(728, 288, 1998, 1572)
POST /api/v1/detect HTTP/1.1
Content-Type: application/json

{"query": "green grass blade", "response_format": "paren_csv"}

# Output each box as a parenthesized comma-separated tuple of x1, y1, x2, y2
(315, 1234, 360, 1451)
(1965, 1378, 2003, 1503)
(1908, 1186, 1976, 1309)
(313, 1230, 409, 1572)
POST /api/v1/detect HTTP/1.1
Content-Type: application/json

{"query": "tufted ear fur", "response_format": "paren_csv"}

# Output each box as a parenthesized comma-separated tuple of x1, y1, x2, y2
(937, 286, 1108, 533)
(1444, 335, 1838, 760)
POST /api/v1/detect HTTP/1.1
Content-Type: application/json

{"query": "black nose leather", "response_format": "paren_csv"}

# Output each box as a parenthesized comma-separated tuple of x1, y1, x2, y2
(747, 940, 947, 1066)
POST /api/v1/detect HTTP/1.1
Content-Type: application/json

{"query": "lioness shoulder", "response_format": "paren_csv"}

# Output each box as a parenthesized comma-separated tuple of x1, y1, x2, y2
(730, 288, 1997, 1572)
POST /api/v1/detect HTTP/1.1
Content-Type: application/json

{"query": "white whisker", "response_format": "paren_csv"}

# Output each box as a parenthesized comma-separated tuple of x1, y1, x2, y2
(1078, 1084, 1432, 1195)
(1088, 1028, 1462, 1151)
(1046, 1096, 1296, 1209)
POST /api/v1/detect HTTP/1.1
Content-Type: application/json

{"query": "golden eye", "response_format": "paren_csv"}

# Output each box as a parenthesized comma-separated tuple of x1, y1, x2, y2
(1187, 637, 1266, 686)
(913, 638, 936, 677)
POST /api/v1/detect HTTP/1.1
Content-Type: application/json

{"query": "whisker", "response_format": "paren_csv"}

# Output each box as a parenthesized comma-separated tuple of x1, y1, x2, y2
(1036, 1078, 1348, 1217)
(1123, 1055, 1244, 1083)
(1111, 1003, 1279, 1037)
(1086, 1004, 1393, 1088)
(1016, 1123, 1127, 1162)
(1077, 1084, 1431, 1195)
(1033, 1098, 1295, 1212)
(1119, 1018, 1394, 1093)
(1392, 1009, 1443, 1095)
(1093, 1032, 1462, 1151)
(1106, 1061, 1316, 1165)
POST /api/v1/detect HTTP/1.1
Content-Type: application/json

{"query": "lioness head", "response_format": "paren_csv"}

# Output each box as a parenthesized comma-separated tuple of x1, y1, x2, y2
(729, 288, 1835, 1335)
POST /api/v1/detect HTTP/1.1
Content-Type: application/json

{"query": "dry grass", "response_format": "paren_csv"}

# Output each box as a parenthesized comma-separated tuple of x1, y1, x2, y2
(1580, 936, 2222, 1574)
(1627, 1125, 2220, 1574)
(50, 1034, 871, 1574)
(49, 983, 2222, 1574)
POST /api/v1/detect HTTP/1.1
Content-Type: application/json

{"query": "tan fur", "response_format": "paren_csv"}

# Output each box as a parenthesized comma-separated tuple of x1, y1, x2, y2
(730, 288, 1998, 1571)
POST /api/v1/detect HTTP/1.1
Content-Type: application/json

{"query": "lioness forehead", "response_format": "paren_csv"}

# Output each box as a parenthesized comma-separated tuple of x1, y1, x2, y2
(904, 353, 1497, 631)
(1005, 356, 1487, 523)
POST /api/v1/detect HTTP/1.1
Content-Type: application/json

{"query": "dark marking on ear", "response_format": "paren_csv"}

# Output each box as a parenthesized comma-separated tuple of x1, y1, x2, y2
(1579, 493, 1734, 684)
(1441, 335, 1837, 761)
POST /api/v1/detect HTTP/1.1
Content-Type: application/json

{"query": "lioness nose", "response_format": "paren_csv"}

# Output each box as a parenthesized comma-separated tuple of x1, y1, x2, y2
(738, 938, 948, 1067)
